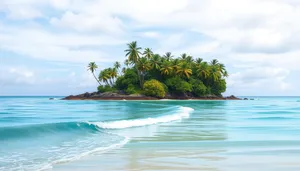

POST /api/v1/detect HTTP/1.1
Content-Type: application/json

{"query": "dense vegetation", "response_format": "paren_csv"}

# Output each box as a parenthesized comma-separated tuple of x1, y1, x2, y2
(87, 41, 228, 98)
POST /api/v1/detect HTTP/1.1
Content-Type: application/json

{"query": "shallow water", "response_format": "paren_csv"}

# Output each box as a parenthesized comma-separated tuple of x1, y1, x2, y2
(1, 97, 300, 171)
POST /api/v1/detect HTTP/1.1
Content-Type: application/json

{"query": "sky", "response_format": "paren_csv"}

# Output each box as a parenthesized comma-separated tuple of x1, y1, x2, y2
(0, 0, 300, 96)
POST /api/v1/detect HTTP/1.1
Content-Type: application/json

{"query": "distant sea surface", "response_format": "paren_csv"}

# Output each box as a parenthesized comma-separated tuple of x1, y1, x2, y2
(1, 96, 300, 171)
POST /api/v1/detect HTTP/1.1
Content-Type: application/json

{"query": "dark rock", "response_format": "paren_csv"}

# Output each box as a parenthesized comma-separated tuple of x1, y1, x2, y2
(118, 90, 126, 95)
(164, 93, 173, 99)
(62, 91, 240, 101)
(244, 98, 248, 100)
(90, 93, 102, 98)
(206, 95, 219, 99)
(49, 98, 54, 100)
(83, 92, 90, 98)
(226, 95, 240, 100)
(61, 95, 73, 100)
(77, 94, 84, 98)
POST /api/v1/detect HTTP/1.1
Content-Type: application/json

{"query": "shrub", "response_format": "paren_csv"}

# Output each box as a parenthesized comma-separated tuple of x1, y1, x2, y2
(115, 69, 139, 90)
(143, 79, 166, 98)
(165, 77, 192, 94)
(162, 83, 168, 93)
(125, 84, 137, 94)
(210, 79, 226, 96)
(97, 85, 116, 93)
(189, 79, 207, 97)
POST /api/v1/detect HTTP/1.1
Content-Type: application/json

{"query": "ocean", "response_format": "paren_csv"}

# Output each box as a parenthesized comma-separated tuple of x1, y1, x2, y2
(1, 97, 300, 171)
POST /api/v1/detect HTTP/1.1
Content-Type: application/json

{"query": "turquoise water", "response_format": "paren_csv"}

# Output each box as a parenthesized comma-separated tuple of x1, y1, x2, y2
(1, 97, 300, 171)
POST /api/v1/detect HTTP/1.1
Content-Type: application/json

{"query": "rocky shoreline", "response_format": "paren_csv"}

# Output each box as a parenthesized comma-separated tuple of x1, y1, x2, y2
(62, 92, 241, 100)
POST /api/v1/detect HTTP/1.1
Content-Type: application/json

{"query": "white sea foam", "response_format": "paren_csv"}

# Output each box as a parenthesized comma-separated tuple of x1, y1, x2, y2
(91, 107, 194, 129)
(37, 106, 193, 170)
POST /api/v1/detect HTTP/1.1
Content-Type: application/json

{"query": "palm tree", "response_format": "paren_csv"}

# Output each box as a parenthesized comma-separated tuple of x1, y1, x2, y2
(172, 58, 181, 73)
(136, 57, 152, 87)
(210, 59, 219, 66)
(163, 52, 173, 61)
(125, 41, 142, 88)
(106, 68, 114, 86)
(185, 56, 194, 63)
(114, 61, 121, 69)
(143, 48, 153, 59)
(177, 62, 192, 79)
(180, 53, 188, 60)
(111, 68, 118, 79)
(196, 62, 210, 79)
(150, 54, 161, 70)
(160, 61, 173, 76)
(122, 67, 127, 74)
(87, 62, 101, 85)
(114, 61, 121, 75)
(195, 58, 203, 65)
(223, 70, 229, 77)
(210, 65, 221, 82)
(137, 58, 152, 72)
(99, 70, 110, 86)
(125, 41, 142, 64)
(217, 63, 227, 76)
(124, 59, 130, 67)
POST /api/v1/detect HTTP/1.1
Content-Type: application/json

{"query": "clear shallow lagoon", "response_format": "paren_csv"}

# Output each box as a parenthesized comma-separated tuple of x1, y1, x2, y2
(1, 97, 300, 171)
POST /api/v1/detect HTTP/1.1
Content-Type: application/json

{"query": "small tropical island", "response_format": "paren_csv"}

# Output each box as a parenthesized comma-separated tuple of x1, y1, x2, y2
(63, 41, 240, 100)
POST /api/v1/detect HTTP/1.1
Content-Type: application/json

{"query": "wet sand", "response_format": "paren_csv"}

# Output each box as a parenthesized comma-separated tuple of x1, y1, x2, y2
(53, 142, 300, 171)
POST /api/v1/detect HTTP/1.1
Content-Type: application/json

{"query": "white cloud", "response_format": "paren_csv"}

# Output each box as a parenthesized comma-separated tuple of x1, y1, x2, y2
(230, 51, 300, 71)
(69, 72, 98, 88)
(140, 31, 160, 38)
(0, 0, 47, 19)
(227, 67, 292, 95)
(50, 0, 70, 9)
(50, 11, 124, 34)
(0, 67, 36, 86)
(0, 24, 126, 63)
(1, 0, 300, 95)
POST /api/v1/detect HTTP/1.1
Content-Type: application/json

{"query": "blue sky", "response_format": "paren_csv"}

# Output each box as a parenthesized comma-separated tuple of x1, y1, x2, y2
(1, 0, 300, 96)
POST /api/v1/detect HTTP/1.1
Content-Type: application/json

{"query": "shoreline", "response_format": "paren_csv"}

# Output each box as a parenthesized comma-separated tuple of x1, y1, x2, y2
(61, 92, 241, 101)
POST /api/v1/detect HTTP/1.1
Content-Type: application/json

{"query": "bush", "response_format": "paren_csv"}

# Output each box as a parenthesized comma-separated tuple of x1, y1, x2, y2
(97, 85, 116, 93)
(125, 84, 137, 94)
(165, 77, 192, 94)
(162, 83, 168, 93)
(189, 79, 207, 97)
(115, 69, 139, 90)
(210, 79, 226, 96)
(143, 79, 166, 98)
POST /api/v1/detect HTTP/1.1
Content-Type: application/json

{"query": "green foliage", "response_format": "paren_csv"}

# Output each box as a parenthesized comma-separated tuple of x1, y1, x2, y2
(97, 85, 116, 93)
(87, 62, 101, 85)
(125, 84, 138, 94)
(165, 77, 192, 94)
(162, 83, 168, 93)
(115, 69, 139, 90)
(210, 79, 226, 96)
(143, 79, 166, 98)
(89, 41, 229, 98)
(189, 79, 207, 97)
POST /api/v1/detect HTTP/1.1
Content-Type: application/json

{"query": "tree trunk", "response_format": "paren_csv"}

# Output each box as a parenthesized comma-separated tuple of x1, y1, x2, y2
(93, 73, 101, 85)
(109, 79, 113, 87)
(140, 72, 144, 89)
(135, 65, 143, 89)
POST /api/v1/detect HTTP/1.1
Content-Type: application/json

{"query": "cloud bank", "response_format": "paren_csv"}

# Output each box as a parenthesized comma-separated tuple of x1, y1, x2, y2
(0, 0, 299, 96)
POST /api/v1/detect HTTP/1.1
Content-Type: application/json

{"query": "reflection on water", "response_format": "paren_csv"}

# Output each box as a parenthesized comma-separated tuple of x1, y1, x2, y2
(125, 144, 227, 171)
